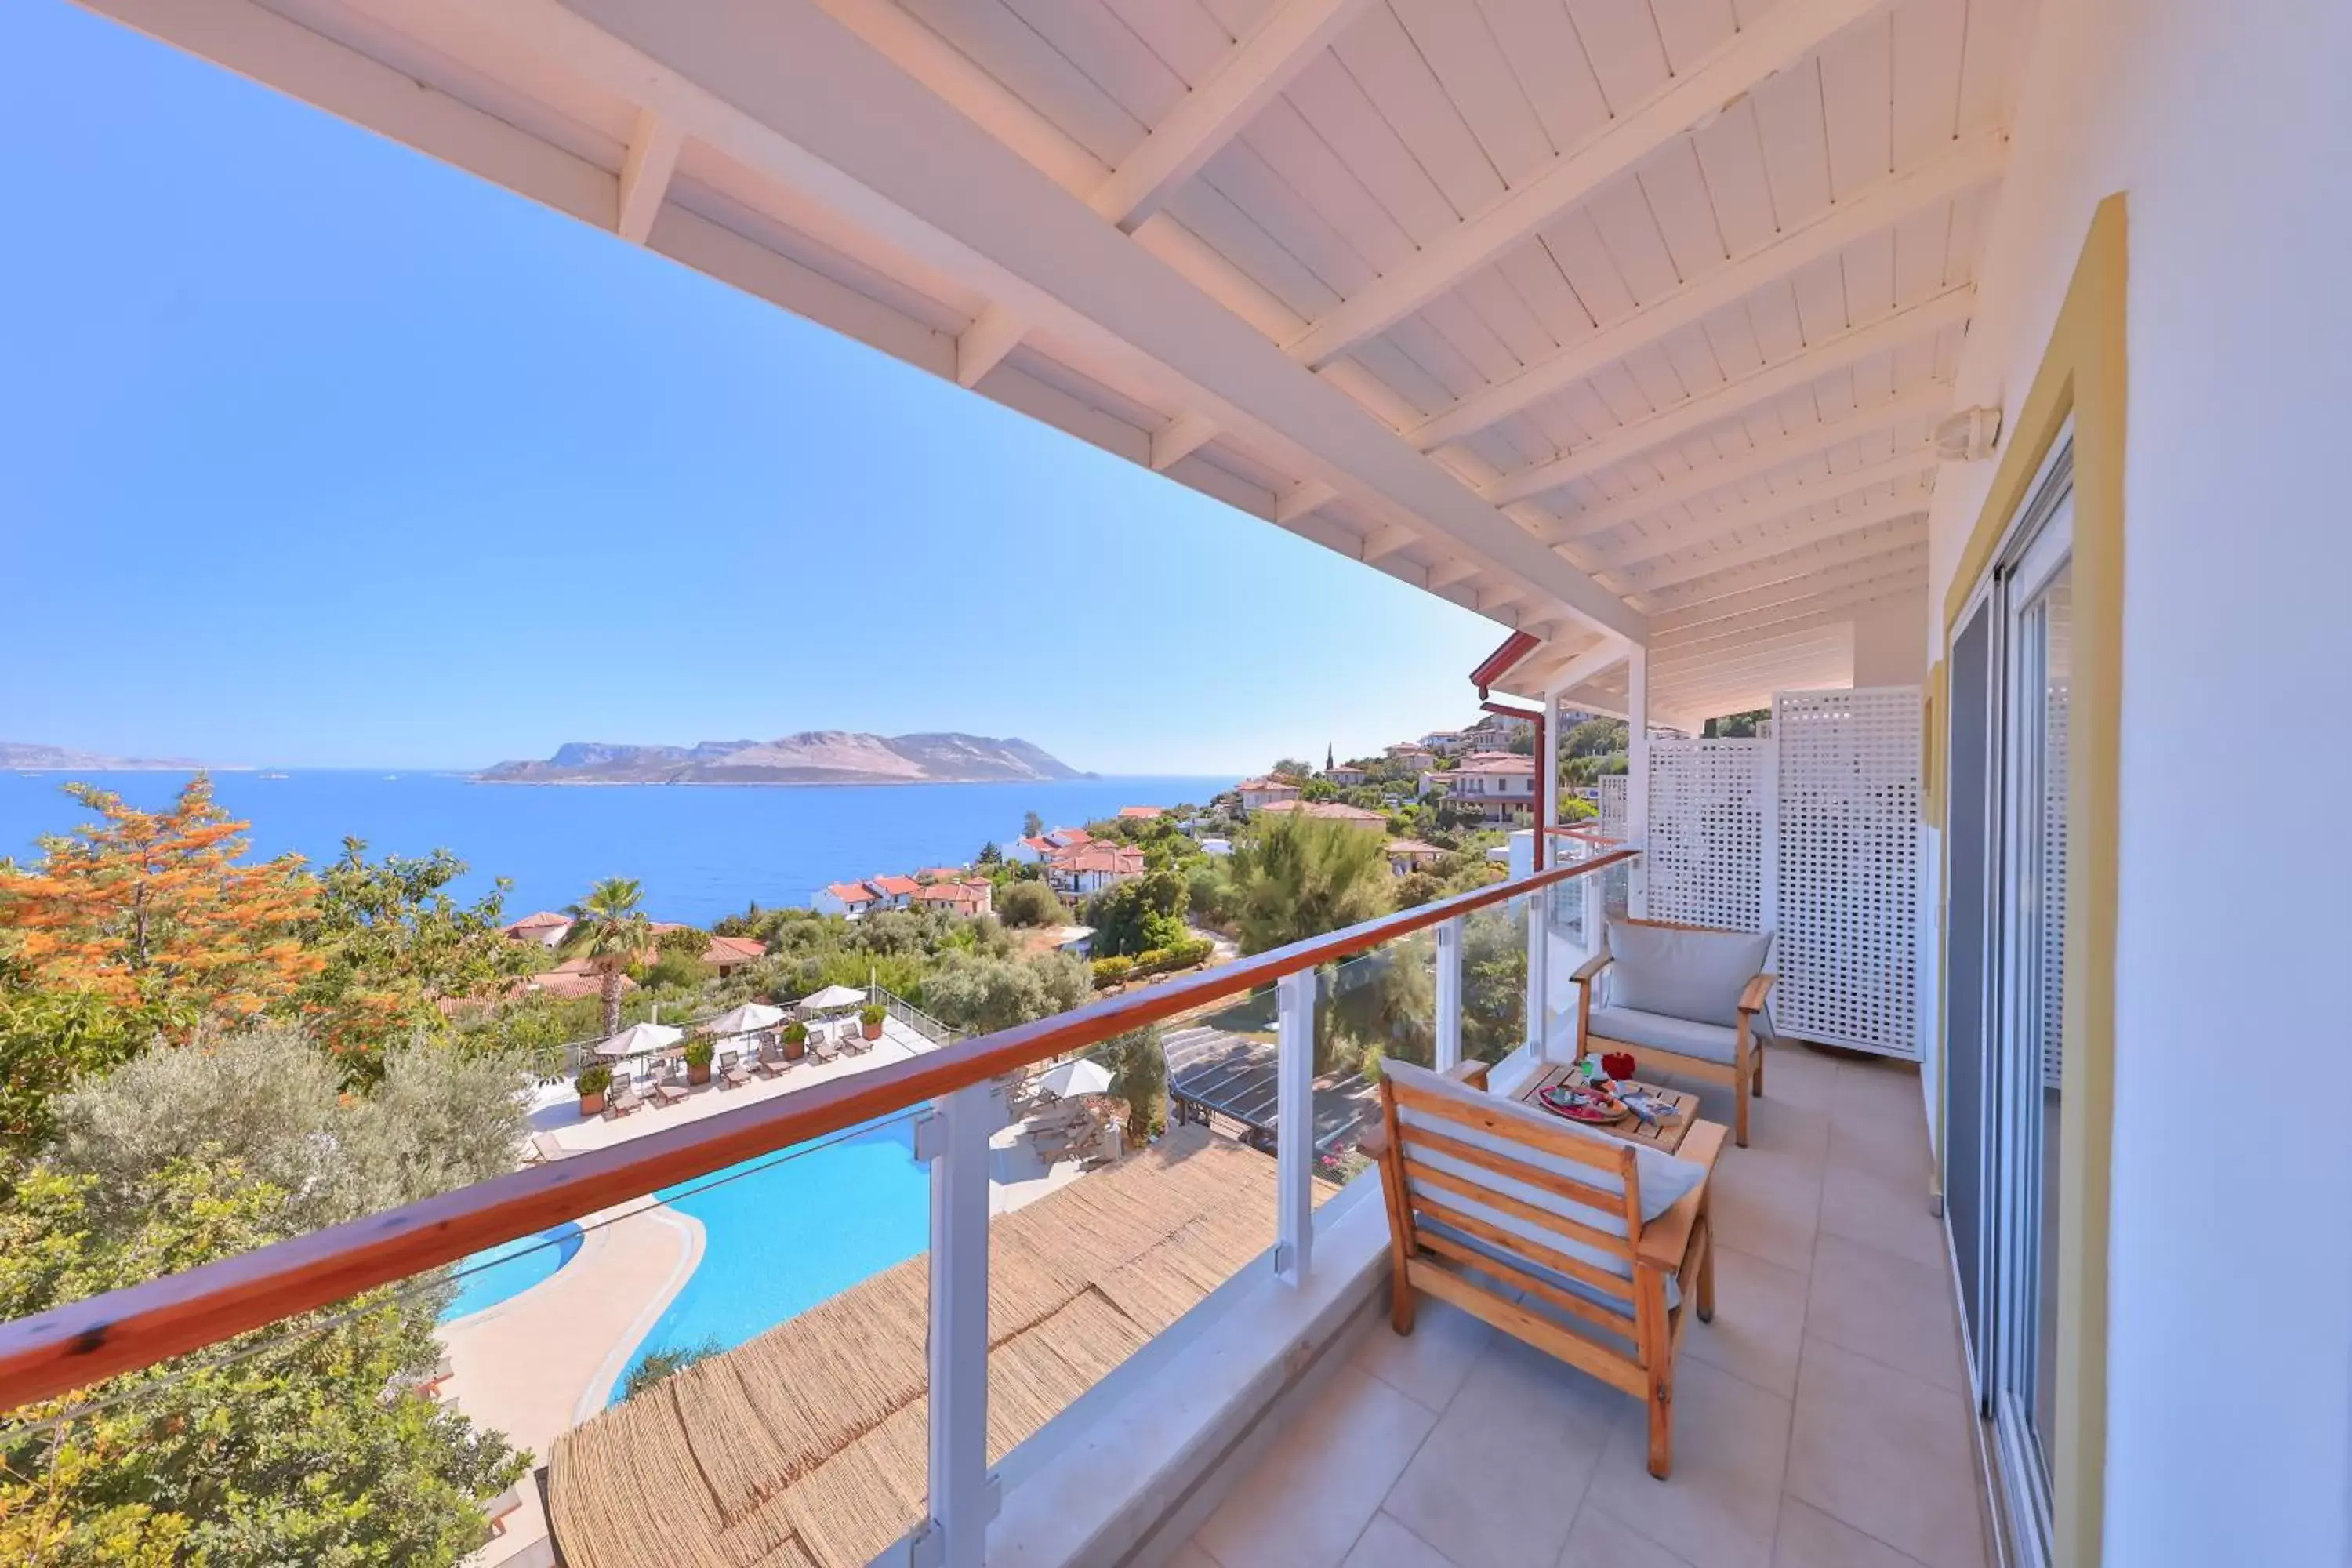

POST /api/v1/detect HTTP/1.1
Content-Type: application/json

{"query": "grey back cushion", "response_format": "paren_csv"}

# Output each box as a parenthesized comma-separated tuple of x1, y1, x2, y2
(1607, 922, 1771, 1025)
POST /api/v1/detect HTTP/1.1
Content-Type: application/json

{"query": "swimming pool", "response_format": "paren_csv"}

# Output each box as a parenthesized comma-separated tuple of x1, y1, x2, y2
(609, 1112, 932, 1403)
(442, 1221, 584, 1321)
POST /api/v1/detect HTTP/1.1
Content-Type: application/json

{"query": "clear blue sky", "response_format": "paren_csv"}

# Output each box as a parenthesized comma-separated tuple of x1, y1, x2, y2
(0, 2, 1508, 777)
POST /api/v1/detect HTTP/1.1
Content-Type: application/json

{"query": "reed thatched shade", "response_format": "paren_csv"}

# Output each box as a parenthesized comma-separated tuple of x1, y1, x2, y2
(548, 1131, 1325, 1568)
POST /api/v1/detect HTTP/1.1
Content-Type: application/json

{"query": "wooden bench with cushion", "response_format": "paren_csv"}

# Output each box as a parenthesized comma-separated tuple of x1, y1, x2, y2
(1366, 1058, 1724, 1478)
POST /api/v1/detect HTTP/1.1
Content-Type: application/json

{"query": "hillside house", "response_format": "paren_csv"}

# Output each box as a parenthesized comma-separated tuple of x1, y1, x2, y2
(811, 881, 880, 918)
(1045, 842, 1145, 899)
(1233, 776, 1301, 814)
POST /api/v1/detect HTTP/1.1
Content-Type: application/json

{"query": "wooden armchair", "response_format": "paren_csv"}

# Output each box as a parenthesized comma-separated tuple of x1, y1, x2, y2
(1573, 917, 1776, 1146)
(1366, 1058, 1723, 1479)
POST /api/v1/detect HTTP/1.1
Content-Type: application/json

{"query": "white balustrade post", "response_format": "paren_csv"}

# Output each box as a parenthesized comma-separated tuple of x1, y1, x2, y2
(1434, 916, 1465, 1072)
(1524, 880, 1551, 1059)
(919, 1080, 1000, 1566)
(1275, 968, 1316, 1287)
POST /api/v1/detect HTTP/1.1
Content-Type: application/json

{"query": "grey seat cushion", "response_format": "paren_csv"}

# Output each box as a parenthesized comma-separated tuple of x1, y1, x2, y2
(1605, 922, 1772, 1033)
(1586, 1004, 1740, 1065)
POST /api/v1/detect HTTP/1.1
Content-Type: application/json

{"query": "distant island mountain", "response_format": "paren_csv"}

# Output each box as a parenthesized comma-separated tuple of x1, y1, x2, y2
(0, 741, 208, 771)
(477, 731, 1087, 786)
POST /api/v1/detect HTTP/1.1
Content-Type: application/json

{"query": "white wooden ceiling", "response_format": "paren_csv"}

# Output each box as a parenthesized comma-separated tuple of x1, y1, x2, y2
(78, 0, 2035, 719)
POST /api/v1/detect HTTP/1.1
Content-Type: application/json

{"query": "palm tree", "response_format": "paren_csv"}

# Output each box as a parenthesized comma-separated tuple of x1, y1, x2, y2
(559, 877, 655, 1036)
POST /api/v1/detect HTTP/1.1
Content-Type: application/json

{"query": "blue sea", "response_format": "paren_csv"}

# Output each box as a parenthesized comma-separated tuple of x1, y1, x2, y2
(0, 769, 1226, 927)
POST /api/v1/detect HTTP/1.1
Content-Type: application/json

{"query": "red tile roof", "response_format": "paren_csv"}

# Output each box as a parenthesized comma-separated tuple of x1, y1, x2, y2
(1236, 776, 1300, 793)
(1116, 805, 1166, 819)
(916, 866, 966, 881)
(503, 910, 572, 934)
(1054, 844, 1145, 875)
(706, 935, 766, 963)
(825, 881, 877, 904)
(869, 874, 921, 896)
(1457, 755, 1536, 775)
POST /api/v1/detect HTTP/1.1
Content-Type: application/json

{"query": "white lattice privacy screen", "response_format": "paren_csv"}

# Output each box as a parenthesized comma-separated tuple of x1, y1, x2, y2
(1773, 688, 1925, 1058)
(1599, 775, 1628, 839)
(1643, 739, 1771, 932)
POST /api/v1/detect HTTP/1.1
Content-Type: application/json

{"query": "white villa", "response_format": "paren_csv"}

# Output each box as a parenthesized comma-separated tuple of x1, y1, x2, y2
(12, 5, 2347, 1568)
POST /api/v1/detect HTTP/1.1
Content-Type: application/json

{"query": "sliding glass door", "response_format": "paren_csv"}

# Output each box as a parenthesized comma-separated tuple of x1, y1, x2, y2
(1946, 437, 2073, 1566)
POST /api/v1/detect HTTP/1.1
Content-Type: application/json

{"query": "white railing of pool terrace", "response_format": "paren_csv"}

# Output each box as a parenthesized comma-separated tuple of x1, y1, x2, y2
(0, 848, 1635, 1565)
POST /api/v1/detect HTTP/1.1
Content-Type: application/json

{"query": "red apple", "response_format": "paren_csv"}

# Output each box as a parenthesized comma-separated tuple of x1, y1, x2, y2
(1602, 1051, 1636, 1081)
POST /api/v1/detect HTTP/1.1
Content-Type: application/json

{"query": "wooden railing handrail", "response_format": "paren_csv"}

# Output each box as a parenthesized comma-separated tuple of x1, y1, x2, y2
(0, 849, 1634, 1413)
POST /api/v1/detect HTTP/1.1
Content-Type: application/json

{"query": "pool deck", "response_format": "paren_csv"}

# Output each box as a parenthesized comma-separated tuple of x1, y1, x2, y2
(451, 1018, 1098, 1566)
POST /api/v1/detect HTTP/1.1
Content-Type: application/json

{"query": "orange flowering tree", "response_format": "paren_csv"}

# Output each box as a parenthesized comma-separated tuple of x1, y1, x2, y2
(0, 778, 319, 1036)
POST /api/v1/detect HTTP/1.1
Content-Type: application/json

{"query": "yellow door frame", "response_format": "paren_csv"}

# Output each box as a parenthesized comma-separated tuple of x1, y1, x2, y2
(1929, 193, 2126, 1568)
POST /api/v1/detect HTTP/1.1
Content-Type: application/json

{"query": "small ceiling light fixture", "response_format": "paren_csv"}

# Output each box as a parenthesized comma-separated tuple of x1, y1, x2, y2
(1935, 406, 2002, 462)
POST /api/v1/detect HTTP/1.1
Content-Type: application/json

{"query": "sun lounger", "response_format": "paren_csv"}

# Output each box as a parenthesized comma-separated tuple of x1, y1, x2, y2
(811, 1032, 841, 1064)
(720, 1052, 752, 1089)
(840, 1026, 872, 1055)
(752, 1047, 793, 1079)
(604, 1087, 644, 1118)
(650, 1079, 689, 1106)
(526, 1131, 569, 1163)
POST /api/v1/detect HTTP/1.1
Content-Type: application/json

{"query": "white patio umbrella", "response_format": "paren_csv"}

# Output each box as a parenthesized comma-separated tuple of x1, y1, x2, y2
(797, 984, 867, 1013)
(595, 1022, 682, 1059)
(706, 1002, 785, 1037)
(1035, 1058, 1115, 1100)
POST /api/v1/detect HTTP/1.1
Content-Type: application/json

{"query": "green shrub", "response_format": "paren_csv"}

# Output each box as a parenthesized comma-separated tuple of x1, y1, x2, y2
(1091, 955, 1134, 985)
(681, 1035, 715, 1069)
(575, 1062, 613, 1098)
(859, 1003, 887, 1027)
(783, 1020, 808, 1047)
(996, 880, 1063, 927)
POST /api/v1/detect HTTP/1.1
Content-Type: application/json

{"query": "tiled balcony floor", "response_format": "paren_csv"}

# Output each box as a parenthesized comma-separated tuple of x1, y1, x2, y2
(1180, 1047, 1990, 1568)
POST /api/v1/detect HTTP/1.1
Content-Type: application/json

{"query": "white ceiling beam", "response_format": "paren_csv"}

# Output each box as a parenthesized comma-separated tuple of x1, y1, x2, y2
(1633, 515, 1929, 611)
(1275, 479, 1338, 524)
(1283, 0, 1889, 368)
(616, 107, 684, 243)
(1359, 522, 1420, 563)
(1653, 637, 1855, 693)
(808, 0, 1107, 191)
(1614, 488, 1933, 594)
(1656, 660, 1852, 716)
(1597, 453, 1939, 572)
(1150, 412, 1219, 471)
(1544, 385, 1950, 543)
(1648, 546, 1928, 633)
(1425, 559, 1483, 591)
(1413, 131, 2005, 450)
(554, 0, 1644, 639)
(1655, 626, 1861, 681)
(1493, 286, 1973, 504)
(954, 303, 1026, 387)
(1089, 0, 1376, 231)
(1653, 577, 1929, 660)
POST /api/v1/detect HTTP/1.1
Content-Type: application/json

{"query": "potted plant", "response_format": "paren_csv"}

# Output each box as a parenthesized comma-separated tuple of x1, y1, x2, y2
(682, 1034, 716, 1085)
(859, 1002, 887, 1041)
(575, 1062, 613, 1117)
(782, 1020, 808, 1060)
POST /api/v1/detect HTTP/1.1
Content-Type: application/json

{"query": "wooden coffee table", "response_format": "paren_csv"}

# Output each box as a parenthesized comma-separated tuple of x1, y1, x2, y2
(1513, 1063, 1700, 1156)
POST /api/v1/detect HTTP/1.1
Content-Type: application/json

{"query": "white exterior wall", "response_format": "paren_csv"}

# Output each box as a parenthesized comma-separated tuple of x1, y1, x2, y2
(1929, 2, 2352, 1559)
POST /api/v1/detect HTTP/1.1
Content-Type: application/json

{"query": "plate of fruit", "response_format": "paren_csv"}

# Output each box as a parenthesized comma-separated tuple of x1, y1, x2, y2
(1537, 1082, 1629, 1123)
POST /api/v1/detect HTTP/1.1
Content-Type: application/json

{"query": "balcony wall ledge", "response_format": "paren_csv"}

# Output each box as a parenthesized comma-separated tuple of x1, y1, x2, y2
(984, 1182, 1391, 1567)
